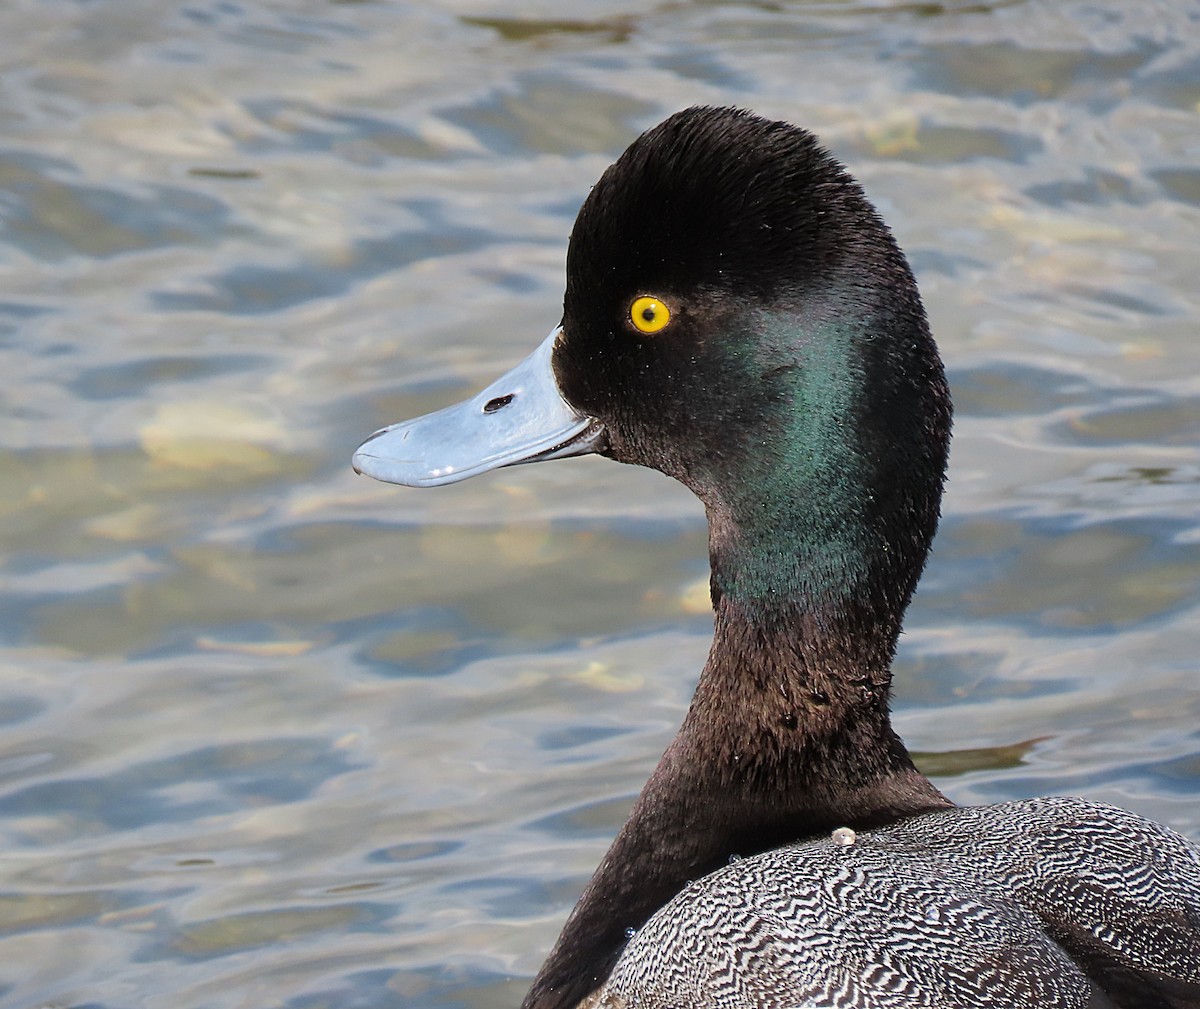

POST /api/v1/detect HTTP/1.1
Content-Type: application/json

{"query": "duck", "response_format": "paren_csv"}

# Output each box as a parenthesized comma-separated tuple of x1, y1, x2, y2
(353, 107, 1200, 1009)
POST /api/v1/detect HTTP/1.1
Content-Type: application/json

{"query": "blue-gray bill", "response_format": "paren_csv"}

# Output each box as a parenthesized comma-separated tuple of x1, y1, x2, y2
(352, 328, 606, 487)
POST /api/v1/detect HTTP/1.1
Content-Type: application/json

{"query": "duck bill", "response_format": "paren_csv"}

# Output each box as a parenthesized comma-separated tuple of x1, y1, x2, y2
(352, 328, 605, 487)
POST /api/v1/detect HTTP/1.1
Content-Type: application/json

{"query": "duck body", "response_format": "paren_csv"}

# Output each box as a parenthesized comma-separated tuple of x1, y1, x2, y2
(353, 107, 1200, 1009)
(600, 797, 1200, 1009)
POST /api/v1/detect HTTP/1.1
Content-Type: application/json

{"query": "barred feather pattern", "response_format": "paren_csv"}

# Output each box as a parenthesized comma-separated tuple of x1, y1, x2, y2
(592, 797, 1200, 1009)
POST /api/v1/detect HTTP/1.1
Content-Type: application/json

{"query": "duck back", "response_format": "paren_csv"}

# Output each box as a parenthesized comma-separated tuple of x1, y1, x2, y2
(596, 797, 1200, 1009)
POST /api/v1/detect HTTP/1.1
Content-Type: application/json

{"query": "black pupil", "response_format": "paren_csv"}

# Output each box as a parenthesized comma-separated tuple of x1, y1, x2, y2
(641, 306, 656, 322)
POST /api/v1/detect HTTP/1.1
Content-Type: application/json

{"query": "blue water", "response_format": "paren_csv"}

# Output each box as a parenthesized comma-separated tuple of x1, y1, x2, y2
(0, 2, 1198, 1006)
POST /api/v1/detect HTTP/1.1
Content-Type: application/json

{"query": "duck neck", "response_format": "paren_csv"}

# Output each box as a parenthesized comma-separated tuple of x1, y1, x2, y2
(521, 527, 948, 1009)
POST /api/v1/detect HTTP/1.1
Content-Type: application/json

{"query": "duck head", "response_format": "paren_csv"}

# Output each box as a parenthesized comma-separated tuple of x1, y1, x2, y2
(355, 106, 951, 632)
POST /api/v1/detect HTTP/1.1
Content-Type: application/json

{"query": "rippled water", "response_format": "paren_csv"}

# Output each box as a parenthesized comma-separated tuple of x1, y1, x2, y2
(2, 1, 1199, 1006)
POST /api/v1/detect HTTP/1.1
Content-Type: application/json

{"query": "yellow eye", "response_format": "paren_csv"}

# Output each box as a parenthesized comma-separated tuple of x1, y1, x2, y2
(629, 296, 671, 334)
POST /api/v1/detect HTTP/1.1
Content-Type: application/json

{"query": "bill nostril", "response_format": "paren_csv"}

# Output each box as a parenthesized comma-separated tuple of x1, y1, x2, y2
(483, 393, 515, 414)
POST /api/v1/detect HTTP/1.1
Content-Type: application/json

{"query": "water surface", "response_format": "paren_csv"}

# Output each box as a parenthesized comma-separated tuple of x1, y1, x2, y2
(1, 1, 1199, 1006)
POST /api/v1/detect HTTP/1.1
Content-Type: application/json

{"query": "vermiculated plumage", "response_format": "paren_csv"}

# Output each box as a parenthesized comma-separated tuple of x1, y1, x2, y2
(598, 798, 1200, 1009)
